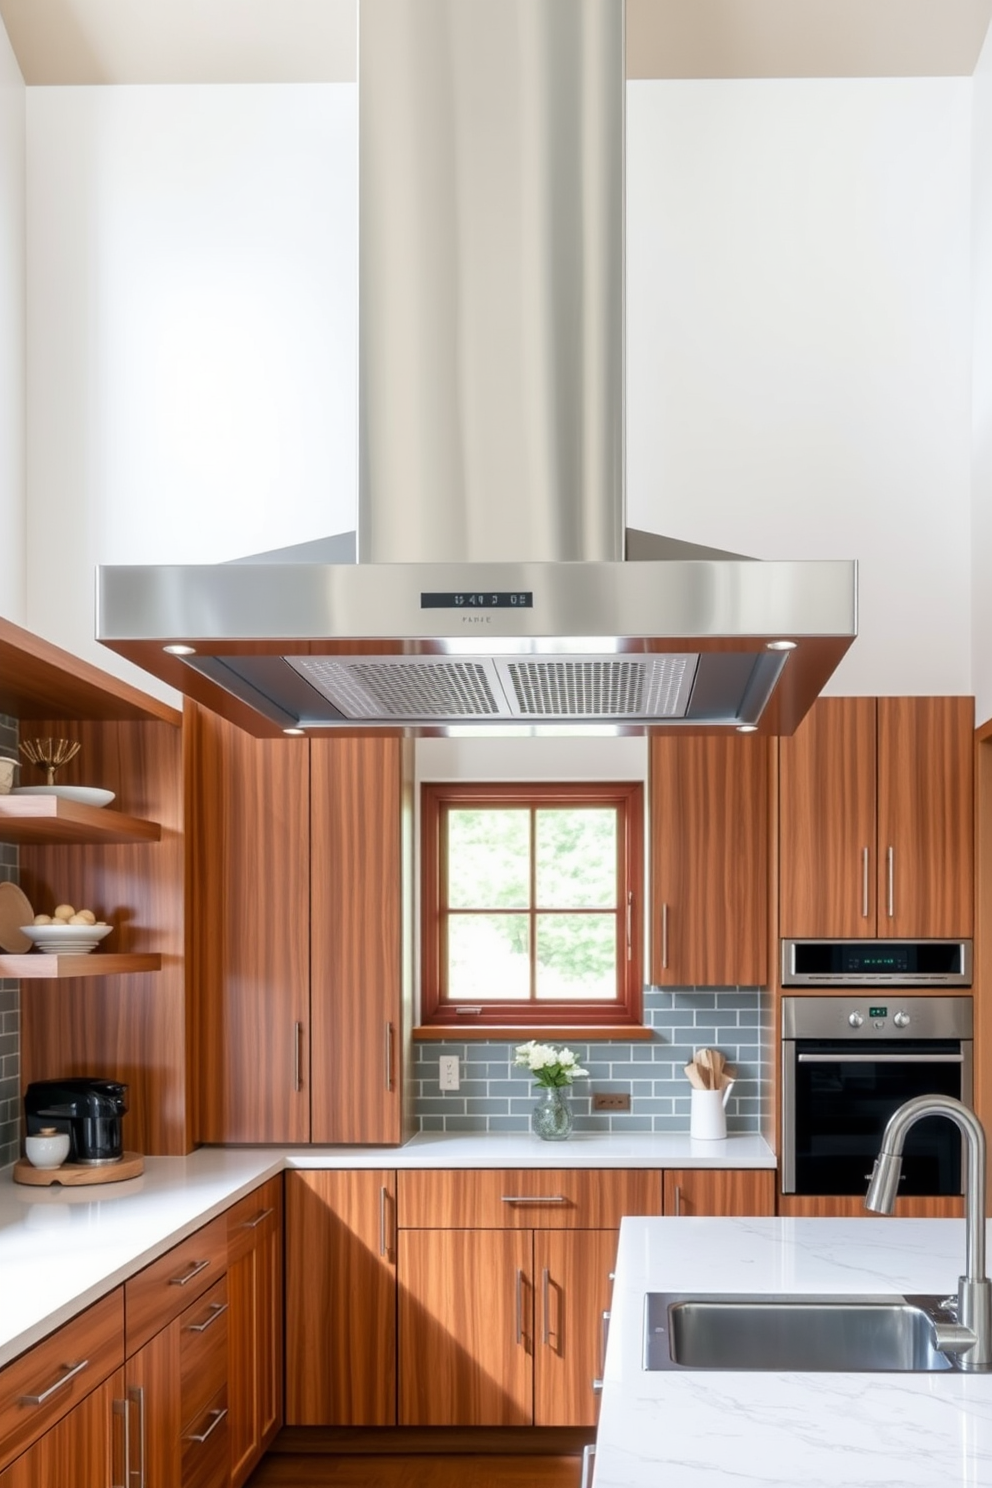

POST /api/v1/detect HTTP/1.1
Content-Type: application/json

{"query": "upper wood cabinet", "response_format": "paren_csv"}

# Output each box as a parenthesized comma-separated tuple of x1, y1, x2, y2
(779, 696, 974, 940)
(649, 735, 770, 986)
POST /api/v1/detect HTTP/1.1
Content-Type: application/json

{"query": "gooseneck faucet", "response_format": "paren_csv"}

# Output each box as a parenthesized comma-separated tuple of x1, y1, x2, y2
(865, 1093, 992, 1370)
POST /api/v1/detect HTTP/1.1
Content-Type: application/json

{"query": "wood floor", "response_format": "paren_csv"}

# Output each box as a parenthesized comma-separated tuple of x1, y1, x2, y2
(247, 1452, 581, 1486)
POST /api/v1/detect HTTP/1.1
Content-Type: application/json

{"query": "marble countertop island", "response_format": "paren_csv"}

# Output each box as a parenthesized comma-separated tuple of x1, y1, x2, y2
(596, 1216, 992, 1488)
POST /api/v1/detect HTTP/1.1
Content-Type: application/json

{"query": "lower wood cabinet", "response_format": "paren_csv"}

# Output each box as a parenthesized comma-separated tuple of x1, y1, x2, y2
(125, 1319, 183, 1487)
(285, 1169, 397, 1426)
(663, 1168, 776, 1217)
(227, 1177, 284, 1486)
(0, 1372, 125, 1488)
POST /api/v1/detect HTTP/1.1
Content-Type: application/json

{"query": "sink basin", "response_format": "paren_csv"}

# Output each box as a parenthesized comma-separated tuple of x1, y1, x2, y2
(644, 1293, 956, 1373)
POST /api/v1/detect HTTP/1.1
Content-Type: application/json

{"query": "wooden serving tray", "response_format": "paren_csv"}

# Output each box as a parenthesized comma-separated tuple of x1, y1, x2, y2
(12, 1151, 144, 1186)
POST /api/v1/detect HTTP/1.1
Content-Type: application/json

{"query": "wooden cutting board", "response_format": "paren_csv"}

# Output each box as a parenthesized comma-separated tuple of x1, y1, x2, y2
(12, 1152, 144, 1186)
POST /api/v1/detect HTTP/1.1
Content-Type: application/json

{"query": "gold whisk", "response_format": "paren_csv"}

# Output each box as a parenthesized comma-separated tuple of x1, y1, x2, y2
(19, 738, 81, 786)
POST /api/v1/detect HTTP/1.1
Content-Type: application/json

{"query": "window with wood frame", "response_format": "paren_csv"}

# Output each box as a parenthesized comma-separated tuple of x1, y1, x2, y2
(420, 781, 644, 1030)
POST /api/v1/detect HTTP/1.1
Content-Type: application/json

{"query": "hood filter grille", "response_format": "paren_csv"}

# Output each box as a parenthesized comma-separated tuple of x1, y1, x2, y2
(289, 653, 698, 723)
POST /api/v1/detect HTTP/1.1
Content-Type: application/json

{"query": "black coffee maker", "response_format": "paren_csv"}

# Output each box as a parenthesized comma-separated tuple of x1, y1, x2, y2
(25, 1079, 128, 1165)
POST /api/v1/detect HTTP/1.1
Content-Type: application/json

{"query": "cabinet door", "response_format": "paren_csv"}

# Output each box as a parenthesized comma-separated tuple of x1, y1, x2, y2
(533, 1230, 616, 1427)
(663, 1168, 776, 1217)
(286, 1170, 396, 1426)
(125, 1322, 182, 1488)
(0, 1372, 123, 1488)
(877, 697, 974, 938)
(398, 1229, 533, 1427)
(228, 1179, 284, 1487)
(779, 697, 877, 937)
(190, 704, 310, 1142)
(310, 738, 406, 1144)
(650, 735, 769, 985)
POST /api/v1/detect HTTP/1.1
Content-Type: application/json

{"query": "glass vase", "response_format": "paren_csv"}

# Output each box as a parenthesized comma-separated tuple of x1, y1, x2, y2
(532, 1084, 573, 1141)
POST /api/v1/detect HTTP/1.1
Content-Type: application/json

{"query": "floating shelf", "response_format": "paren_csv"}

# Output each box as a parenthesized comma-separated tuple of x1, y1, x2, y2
(0, 953, 161, 979)
(0, 796, 162, 845)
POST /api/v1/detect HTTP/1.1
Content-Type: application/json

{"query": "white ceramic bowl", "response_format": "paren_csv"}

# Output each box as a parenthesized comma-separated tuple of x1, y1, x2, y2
(20, 923, 113, 955)
(25, 1130, 71, 1169)
(12, 785, 115, 808)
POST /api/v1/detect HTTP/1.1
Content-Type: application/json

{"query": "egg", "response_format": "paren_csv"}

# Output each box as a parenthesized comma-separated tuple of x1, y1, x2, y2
(53, 904, 75, 922)
(75, 909, 97, 925)
(32, 913, 52, 925)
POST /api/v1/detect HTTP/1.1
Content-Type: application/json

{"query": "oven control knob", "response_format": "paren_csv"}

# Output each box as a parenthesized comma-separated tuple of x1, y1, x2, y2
(848, 1012, 864, 1028)
(893, 1011, 911, 1029)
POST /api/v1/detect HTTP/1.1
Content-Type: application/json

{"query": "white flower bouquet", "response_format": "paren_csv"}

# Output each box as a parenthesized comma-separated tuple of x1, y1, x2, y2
(514, 1040, 589, 1089)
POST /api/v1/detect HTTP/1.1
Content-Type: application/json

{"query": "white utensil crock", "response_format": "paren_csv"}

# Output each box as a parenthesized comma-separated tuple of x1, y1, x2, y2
(689, 1081, 735, 1140)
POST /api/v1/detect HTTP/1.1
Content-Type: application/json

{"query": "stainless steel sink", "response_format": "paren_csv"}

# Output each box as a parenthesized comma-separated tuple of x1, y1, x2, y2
(644, 1293, 957, 1372)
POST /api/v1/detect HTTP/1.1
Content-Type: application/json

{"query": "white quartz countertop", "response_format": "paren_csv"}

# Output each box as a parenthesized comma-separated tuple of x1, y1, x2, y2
(597, 1216, 992, 1488)
(0, 1131, 773, 1370)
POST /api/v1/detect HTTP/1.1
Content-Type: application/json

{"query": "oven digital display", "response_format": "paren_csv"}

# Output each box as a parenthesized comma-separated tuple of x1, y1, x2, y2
(869, 1006, 888, 1018)
(845, 949, 909, 973)
(787, 941, 967, 979)
(420, 592, 534, 608)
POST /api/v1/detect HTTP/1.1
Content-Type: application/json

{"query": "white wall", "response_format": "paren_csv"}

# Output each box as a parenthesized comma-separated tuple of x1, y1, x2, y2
(973, 32, 992, 725)
(627, 79, 973, 696)
(20, 75, 979, 703)
(0, 18, 24, 626)
(25, 83, 356, 697)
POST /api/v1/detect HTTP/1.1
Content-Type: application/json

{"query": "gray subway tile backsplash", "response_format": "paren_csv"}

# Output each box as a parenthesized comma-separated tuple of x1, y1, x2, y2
(412, 987, 767, 1133)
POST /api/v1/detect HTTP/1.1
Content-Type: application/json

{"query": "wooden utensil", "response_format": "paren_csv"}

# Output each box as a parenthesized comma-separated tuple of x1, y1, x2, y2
(695, 1048, 715, 1089)
(684, 1062, 707, 1090)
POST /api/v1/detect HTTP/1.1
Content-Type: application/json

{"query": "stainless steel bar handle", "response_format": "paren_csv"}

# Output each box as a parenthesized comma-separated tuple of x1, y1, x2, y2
(862, 847, 870, 919)
(187, 1302, 228, 1333)
(20, 1358, 89, 1405)
(384, 1021, 394, 1092)
(128, 1385, 146, 1488)
(242, 1207, 275, 1230)
(184, 1408, 228, 1445)
(112, 1396, 130, 1488)
(169, 1257, 211, 1287)
(515, 1268, 524, 1347)
(379, 1185, 388, 1258)
(673, 1184, 682, 1217)
(887, 845, 895, 918)
(625, 892, 632, 961)
(797, 1053, 964, 1065)
(541, 1267, 551, 1346)
(661, 903, 669, 970)
(601, 1309, 611, 1377)
(580, 1443, 597, 1488)
(294, 1021, 303, 1093)
(501, 1194, 566, 1204)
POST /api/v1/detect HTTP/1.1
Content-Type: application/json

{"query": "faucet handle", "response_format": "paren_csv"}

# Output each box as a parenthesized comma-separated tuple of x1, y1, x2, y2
(939, 1296, 959, 1315)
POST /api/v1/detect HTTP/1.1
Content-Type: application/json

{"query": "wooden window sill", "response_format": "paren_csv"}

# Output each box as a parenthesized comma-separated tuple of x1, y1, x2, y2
(412, 1024, 655, 1042)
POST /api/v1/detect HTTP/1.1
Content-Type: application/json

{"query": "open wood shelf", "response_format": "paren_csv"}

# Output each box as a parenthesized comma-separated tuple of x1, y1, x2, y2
(0, 796, 162, 844)
(0, 953, 161, 979)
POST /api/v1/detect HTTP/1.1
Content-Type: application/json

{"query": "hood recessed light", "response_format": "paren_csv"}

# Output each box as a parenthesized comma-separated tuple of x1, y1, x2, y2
(766, 640, 797, 652)
(283, 728, 306, 737)
(163, 644, 196, 656)
(736, 724, 758, 733)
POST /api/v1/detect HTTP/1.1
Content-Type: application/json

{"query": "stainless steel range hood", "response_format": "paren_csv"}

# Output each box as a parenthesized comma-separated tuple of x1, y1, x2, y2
(96, 0, 857, 739)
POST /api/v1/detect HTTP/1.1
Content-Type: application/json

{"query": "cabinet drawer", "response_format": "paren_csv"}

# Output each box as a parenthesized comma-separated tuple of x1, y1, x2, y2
(182, 1385, 229, 1488)
(126, 1215, 228, 1356)
(226, 1175, 282, 1265)
(180, 1276, 229, 1434)
(0, 1289, 124, 1475)
(398, 1169, 661, 1229)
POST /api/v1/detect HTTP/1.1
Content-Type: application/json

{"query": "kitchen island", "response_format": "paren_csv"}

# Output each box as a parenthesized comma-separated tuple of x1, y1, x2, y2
(596, 1215, 992, 1487)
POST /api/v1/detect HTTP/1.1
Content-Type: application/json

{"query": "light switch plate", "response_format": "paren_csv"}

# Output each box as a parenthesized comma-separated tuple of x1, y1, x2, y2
(439, 1055, 460, 1091)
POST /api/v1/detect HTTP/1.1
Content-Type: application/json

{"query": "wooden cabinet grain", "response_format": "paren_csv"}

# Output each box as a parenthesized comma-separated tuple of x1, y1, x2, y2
(227, 1177, 283, 1486)
(649, 735, 769, 986)
(285, 1170, 397, 1427)
(0, 1372, 124, 1488)
(663, 1168, 776, 1217)
(779, 696, 973, 940)
(124, 1320, 183, 1488)
(533, 1230, 616, 1428)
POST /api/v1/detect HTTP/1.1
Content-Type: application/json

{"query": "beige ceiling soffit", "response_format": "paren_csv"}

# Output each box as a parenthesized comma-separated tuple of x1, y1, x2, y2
(0, 0, 357, 85)
(627, 0, 992, 79)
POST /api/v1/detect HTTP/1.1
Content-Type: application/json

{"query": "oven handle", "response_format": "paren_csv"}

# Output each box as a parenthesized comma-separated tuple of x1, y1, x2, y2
(796, 1053, 964, 1064)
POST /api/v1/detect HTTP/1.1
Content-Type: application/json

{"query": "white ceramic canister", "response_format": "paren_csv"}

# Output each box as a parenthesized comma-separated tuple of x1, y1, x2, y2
(0, 757, 19, 794)
(689, 1082, 735, 1141)
(24, 1127, 71, 1169)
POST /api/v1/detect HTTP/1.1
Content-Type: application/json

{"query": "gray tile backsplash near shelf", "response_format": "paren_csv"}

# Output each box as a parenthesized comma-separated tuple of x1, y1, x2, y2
(412, 988, 768, 1133)
(0, 714, 20, 1168)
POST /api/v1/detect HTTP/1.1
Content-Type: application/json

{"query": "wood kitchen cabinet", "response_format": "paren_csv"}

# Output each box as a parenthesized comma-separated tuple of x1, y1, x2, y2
(227, 1177, 283, 1486)
(285, 1169, 398, 1426)
(779, 696, 974, 940)
(124, 1321, 183, 1488)
(649, 734, 770, 986)
(0, 1373, 125, 1488)
(663, 1168, 776, 1217)
(396, 1168, 658, 1428)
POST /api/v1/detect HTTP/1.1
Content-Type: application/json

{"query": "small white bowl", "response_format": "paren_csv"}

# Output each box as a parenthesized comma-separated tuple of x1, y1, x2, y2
(25, 1130, 71, 1170)
(20, 923, 113, 955)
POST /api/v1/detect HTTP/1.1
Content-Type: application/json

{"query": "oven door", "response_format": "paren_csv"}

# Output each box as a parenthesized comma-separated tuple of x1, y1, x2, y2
(782, 1039, 971, 1196)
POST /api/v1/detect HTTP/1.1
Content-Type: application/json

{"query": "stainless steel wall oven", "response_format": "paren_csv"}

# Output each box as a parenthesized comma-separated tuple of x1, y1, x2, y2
(781, 993, 973, 1197)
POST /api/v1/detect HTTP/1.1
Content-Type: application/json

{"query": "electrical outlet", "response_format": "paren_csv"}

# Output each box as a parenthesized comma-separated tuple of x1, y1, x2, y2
(438, 1055, 460, 1091)
(592, 1092, 631, 1112)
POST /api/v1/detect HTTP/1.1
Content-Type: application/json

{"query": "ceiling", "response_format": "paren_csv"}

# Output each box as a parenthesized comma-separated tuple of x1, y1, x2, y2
(1, 0, 990, 85)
